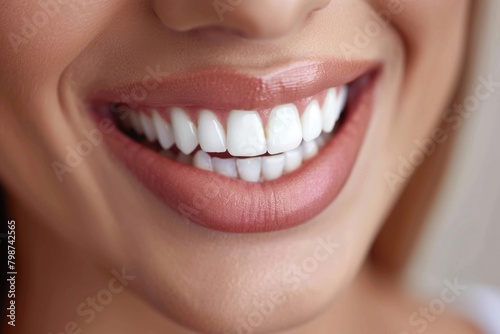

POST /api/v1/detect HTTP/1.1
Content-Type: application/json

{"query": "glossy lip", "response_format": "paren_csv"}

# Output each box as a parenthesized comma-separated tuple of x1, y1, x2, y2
(93, 61, 379, 233)
(89, 60, 374, 111)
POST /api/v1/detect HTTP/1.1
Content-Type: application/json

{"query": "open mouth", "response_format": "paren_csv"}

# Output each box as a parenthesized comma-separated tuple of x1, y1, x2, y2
(113, 85, 347, 182)
(90, 61, 379, 233)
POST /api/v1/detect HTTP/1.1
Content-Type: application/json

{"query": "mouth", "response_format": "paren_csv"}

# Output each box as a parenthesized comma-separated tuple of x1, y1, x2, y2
(90, 60, 379, 233)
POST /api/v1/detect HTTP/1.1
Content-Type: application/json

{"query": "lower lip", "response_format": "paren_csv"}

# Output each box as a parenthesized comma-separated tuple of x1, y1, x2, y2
(99, 72, 377, 233)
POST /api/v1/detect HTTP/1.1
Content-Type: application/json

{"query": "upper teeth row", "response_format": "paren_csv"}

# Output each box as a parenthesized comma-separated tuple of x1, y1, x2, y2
(123, 85, 347, 157)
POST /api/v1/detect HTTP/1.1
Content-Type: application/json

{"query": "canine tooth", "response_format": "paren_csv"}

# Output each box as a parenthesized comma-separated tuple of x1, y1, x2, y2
(176, 152, 193, 165)
(152, 111, 175, 150)
(139, 112, 157, 142)
(130, 111, 143, 134)
(337, 85, 348, 117)
(236, 157, 262, 183)
(171, 108, 198, 155)
(301, 100, 323, 142)
(227, 110, 266, 157)
(302, 141, 319, 161)
(262, 154, 285, 181)
(284, 147, 303, 173)
(322, 88, 337, 132)
(266, 104, 303, 154)
(198, 110, 227, 153)
(193, 151, 213, 171)
(323, 86, 348, 132)
(213, 157, 238, 178)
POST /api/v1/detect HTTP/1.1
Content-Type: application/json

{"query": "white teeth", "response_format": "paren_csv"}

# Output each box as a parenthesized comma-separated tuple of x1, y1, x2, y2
(171, 108, 199, 155)
(130, 111, 144, 134)
(322, 88, 337, 132)
(198, 110, 227, 153)
(236, 157, 262, 183)
(139, 113, 157, 142)
(284, 147, 303, 173)
(302, 141, 319, 161)
(262, 154, 285, 181)
(152, 110, 175, 150)
(213, 157, 238, 178)
(193, 150, 213, 171)
(266, 104, 303, 155)
(120, 85, 347, 181)
(227, 110, 267, 157)
(322, 86, 348, 132)
(301, 100, 323, 142)
(158, 134, 326, 180)
(336, 85, 348, 119)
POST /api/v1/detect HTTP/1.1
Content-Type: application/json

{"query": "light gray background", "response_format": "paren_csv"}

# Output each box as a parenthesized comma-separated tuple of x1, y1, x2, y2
(406, 0, 500, 296)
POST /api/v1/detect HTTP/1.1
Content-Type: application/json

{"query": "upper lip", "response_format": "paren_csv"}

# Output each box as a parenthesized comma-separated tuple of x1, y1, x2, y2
(88, 59, 377, 111)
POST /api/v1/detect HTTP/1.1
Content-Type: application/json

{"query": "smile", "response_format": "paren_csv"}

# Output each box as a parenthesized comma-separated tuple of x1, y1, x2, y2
(114, 84, 347, 181)
(90, 60, 379, 232)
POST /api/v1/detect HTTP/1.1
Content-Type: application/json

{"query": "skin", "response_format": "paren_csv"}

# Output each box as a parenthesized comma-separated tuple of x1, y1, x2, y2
(0, 0, 476, 333)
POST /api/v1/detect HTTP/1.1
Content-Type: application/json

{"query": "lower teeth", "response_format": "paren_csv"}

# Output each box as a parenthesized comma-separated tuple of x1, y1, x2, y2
(158, 133, 331, 182)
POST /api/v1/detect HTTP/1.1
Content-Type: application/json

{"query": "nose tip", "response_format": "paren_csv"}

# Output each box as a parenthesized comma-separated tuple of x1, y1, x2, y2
(152, 0, 331, 39)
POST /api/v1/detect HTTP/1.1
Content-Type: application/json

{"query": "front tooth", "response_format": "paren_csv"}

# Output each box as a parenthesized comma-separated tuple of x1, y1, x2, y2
(198, 110, 227, 153)
(301, 100, 323, 142)
(171, 108, 198, 155)
(323, 86, 348, 132)
(130, 111, 144, 134)
(193, 151, 213, 171)
(266, 104, 303, 155)
(236, 157, 262, 183)
(262, 154, 285, 181)
(152, 110, 175, 150)
(213, 157, 238, 178)
(284, 147, 303, 173)
(227, 111, 267, 157)
(139, 112, 157, 142)
(302, 141, 319, 161)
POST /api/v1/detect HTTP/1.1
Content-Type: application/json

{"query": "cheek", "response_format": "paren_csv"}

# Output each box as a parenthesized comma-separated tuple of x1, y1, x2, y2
(0, 1, 126, 93)
(386, 1, 470, 153)
(0, 0, 136, 240)
(0, 2, 108, 153)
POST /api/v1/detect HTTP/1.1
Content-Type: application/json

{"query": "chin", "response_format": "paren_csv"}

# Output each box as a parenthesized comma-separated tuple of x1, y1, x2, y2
(126, 232, 363, 334)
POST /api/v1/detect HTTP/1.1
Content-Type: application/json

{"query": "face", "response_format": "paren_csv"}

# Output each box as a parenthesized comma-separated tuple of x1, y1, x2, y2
(0, 0, 469, 332)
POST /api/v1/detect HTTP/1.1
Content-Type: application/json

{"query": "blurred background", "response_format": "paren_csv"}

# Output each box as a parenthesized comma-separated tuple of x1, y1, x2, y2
(406, 0, 500, 296)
